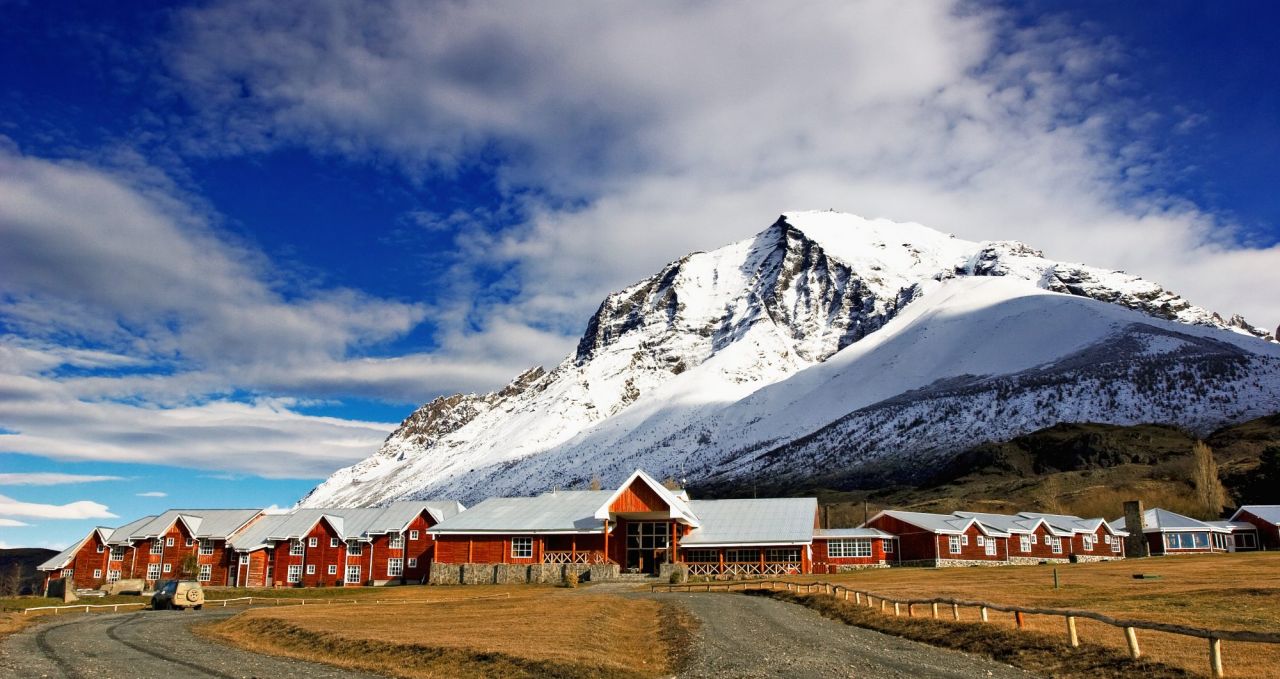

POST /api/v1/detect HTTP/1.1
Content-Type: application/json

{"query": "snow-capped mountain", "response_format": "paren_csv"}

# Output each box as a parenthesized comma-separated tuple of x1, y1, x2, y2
(300, 212, 1280, 507)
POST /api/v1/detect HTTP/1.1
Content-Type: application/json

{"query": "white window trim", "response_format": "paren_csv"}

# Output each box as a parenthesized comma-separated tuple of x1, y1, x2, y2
(150, 540, 164, 555)
(165, 537, 174, 547)
(345, 565, 362, 584)
(94, 569, 103, 578)
(1019, 535, 1031, 552)
(985, 540, 997, 556)
(239, 553, 250, 565)
(1083, 535, 1094, 551)
(388, 533, 404, 549)
(163, 563, 172, 573)
(1050, 537, 1063, 554)
(199, 539, 214, 556)
(948, 535, 962, 554)
(198, 564, 212, 582)
(62, 568, 73, 578)
(328, 564, 338, 575)
(308, 537, 318, 548)
(330, 538, 339, 548)
(289, 540, 304, 556)
(511, 537, 533, 559)
(286, 564, 302, 583)
(960, 534, 969, 546)
(347, 540, 363, 556)
(407, 557, 418, 568)
(146, 563, 161, 580)
(409, 530, 420, 540)
(387, 558, 403, 577)
(306, 564, 316, 575)
(976, 535, 985, 547)
(106, 569, 121, 583)
(883, 540, 893, 553)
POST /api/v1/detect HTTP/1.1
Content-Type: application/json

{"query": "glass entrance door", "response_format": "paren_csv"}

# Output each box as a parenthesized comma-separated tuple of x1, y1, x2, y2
(626, 521, 670, 574)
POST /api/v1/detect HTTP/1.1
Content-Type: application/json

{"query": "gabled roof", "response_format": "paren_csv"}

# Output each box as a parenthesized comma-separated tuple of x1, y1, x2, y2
(1231, 505, 1280, 525)
(814, 527, 896, 539)
(37, 527, 111, 571)
(679, 498, 817, 546)
(953, 511, 1072, 537)
(1016, 512, 1126, 536)
(229, 501, 466, 551)
(868, 510, 1010, 537)
(104, 515, 160, 545)
(1110, 508, 1227, 533)
(1206, 520, 1257, 532)
(429, 491, 609, 535)
(593, 469, 700, 527)
(120, 509, 262, 542)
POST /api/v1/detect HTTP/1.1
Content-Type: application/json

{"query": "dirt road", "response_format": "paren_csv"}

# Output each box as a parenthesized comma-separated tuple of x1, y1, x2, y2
(649, 592, 1040, 679)
(0, 607, 383, 679)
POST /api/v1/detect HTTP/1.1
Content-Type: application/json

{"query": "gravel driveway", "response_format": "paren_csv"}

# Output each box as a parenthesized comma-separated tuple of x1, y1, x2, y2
(0, 607, 385, 679)
(649, 592, 1040, 679)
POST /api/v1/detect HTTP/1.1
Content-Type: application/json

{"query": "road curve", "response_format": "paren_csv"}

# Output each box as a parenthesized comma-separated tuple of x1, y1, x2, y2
(1, 607, 385, 679)
(648, 592, 1041, 679)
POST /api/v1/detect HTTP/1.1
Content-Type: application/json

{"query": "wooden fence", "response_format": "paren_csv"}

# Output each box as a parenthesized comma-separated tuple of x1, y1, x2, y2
(652, 579, 1280, 678)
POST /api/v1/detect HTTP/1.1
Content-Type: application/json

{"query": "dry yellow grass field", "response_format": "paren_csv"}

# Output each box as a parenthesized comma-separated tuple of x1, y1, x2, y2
(204, 584, 689, 679)
(806, 552, 1280, 678)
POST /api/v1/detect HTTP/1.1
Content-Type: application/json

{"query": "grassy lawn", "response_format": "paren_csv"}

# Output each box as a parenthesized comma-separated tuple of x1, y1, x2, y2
(203, 584, 691, 679)
(801, 552, 1280, 678)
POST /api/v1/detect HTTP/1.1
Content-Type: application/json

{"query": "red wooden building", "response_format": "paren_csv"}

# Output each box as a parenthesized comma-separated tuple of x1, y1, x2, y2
(1229, 505, 1280, 549)
(864, 510, 1013, 567)
(812, 528, 898, 572)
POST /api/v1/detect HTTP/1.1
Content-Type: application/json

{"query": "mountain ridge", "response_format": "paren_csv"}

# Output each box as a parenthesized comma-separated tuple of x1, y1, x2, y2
(301, 211, 1278, 508)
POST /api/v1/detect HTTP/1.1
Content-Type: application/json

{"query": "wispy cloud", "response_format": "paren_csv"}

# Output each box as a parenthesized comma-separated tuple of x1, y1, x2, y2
(0, 494, 116, 519)
(0, 473, 125, 486)
(135, 491, 167, 497)
(0, 518, 30, 527)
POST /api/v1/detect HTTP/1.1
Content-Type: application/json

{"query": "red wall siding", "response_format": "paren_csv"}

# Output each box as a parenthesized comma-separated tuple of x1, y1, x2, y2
(1237, 510, 1280, 549)
(432, 535, 543, 564)
(934, 524, 1007, 561)
(610, 481, 669, 513)
(865, 515, 940, 563)
(812, 537, 889, 573)
(1008, 525, 1067, 559)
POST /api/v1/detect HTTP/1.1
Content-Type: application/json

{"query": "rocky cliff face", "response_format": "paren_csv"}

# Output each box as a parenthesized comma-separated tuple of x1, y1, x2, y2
(300, 211, 1278, 508)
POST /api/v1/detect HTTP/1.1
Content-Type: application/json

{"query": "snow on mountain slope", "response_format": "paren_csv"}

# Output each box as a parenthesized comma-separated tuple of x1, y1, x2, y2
(301, 212, 1277, 507)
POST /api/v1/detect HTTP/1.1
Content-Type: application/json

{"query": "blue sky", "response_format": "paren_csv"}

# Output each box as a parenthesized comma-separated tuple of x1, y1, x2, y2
(2, 0, 1278, 550)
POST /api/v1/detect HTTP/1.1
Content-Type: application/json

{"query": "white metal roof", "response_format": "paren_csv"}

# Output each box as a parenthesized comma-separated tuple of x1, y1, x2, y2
(953, 511, 1072, 537)
(1206, 520, 1257, 532)
(1110, 508, 1227, 533)
(868, 510, 1010, 537)
(1016, 512, 1126, 536)
(679, 498, 817, 546)
(37, 527, 112, 571)
(122, 509, 262, 541)
(429, 491, 609, 534)
(228, 501, 456, 551)
(1231, 505, 1280, 525)
(814, 527, 896, 539)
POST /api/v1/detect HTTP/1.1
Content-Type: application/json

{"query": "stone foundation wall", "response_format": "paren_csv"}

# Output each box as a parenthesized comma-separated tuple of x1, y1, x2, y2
(429, 562, 619, 585)
(933, 558, 1011, 568)
(829, 563, 890, 572)
(1074, 554, 1124, 563)
(1007, 556, 1069, 566)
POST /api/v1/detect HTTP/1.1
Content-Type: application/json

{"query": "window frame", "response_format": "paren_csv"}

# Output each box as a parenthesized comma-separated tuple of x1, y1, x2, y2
(347, 540, 363, 556)
(330, 537, 339, 548)
(328, 564, 338, 575)
(163, 563, 172, 573)
(150, 539, 164, 555)
(345, 565, 361, 584)
(306, 564, 316, 575)
(948, 535, 962, 554)
(289, 539, 305, 556)
(286, 564, 302, 583)
(199, 539, 214, 556)
(387, 558, 403, 577)
(409, 530, 420, 541)
(165, 537, 174, 547)
(388, 532, 404, 549)
(828, 538, 871, 558)
(308, 537, 318, 548)
(93, 569, 103, 578)
(198, 564, 212, 582)
(511, 537, 533, 559)
(1019, 535, 1031, 552)
(407, 557, 418, 568)
(146, 563, 161, 580)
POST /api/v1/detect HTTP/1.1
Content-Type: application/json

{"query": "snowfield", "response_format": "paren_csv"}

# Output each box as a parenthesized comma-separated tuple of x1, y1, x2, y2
(300, 212, 1280, 507)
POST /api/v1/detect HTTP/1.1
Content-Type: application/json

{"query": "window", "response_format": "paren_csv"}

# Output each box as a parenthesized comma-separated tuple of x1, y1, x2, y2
(683, 549, 717, 563)
(1165, 532, 1210, 550)
(1019, 535, 1031, 552)
(1050, 537, 1063, 554)
(290, 539, 304, 556)
(330, 538, 339, 548)
(239, 554, 250, 565)
(106, 569, 121, 583)
(185, 538, 194, 547)
(94, 569, 103, 578)
(388, 558, 403, 577)
(147, 563, 161, 580)
(828, 539, 872, 558)
(389, 532, 404, 549)
(1193, 532, 1209, 549)
(163, 563, 172, 573)
(308, 537, 318, 548)
(151, 539, 164, 555)
(407, 558, 418, 568)
(166, 537, 174, 547)
(345, 565, 361, 584)
(985, 540, 997, 556)
(200, 539, 214, 555)
(328, 565, 337, 575)
(97, 544, 105, 553)
(883, 540, 893, 553)
(726, 549, 760, 563)
(1082, 535, 1094, 551)
(287, 565, 302, 583)
(766, 548, 801, 563)
(198, 564, 211, 582)
(347, 540, 362, 556)
(948, 535, 962, 554)
(409, 530, 420, 541)
(511, 537, 533, 559)
(110, 546, 126, 561)
(1030, 534, 1038, 544)
(306, 564, 316, 575)
(960, 534, 969, 546)
(1236, 533, 1257, 549)
(1104, 534, 1112, 544)
(976, 535, 985, 547)
(62, 568, 73, 578)
(1111, 538, 1121, 553)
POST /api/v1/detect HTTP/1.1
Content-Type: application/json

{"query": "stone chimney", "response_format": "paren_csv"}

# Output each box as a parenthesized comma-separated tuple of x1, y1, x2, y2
(1123, 500, 1149, 558)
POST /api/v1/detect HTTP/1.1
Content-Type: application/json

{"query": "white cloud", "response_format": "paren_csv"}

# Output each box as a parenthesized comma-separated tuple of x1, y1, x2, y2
(0, 494, 117, 520)
(0, 473, 125, 486)
(165, 0, 1279, 340)
(136, 491, 167, 498)
(0, 518, 30, 527)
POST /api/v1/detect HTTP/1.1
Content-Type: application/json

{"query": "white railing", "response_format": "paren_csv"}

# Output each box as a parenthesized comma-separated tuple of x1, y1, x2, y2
(542, 550, 607, 564)
(683, 562, 803, 577)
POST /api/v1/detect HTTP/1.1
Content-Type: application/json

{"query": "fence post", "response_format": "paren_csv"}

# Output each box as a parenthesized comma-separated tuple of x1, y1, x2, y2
(1124, 627, 1141, 659)
(855, 592, 862, 605)
(931, 602, 939, 619)
(1209, 638, 1223, 679)
(880, 598, 886, 612)
(979, 606, 989, 622)
(893, 602, 901, 616)
(1015, 611, 1025, 629)
(1066, 616, 1078, 647)
(952, 603, 960, 621)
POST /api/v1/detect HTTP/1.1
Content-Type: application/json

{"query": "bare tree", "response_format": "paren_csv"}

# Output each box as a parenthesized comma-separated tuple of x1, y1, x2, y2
(1191, 440, 1226, 517)
(0, 563, 22, 597)
(1037, 475, 1064, 514)
(589, 474, 602, 491)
